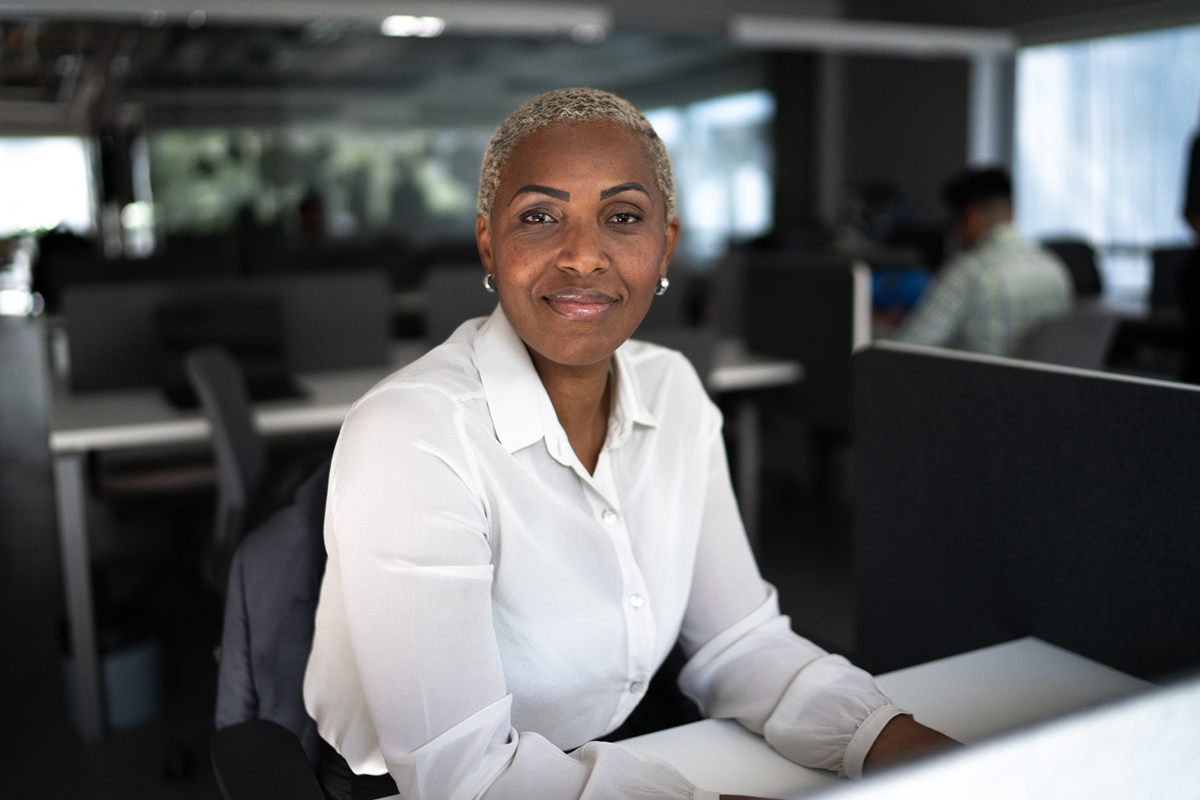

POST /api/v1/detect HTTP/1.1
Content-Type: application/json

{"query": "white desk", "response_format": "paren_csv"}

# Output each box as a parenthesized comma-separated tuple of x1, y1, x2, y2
(621, 637, 1152, 799)
(49, 336, 800, 740)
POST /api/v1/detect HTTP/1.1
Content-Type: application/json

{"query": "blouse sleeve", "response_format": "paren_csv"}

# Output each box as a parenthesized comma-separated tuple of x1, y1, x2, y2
(319, 384, 718, 800)
(677, 426, 905, 780)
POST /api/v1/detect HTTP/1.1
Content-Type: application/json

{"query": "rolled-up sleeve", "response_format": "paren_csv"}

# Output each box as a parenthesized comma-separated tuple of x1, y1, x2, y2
(677, 430, 904, 780)
(309, 383, 715, 800)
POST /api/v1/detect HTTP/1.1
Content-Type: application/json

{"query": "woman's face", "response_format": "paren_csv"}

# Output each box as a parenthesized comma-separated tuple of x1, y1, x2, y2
(476, 121, 680, 368)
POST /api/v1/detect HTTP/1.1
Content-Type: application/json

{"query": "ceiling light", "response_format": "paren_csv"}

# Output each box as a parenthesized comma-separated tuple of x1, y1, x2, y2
(381, 15, 446, 38)
(570, 23, 605, 44)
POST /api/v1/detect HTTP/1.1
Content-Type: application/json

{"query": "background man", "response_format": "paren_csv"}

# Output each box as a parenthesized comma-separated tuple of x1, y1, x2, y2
(894, 167, 1072, 357)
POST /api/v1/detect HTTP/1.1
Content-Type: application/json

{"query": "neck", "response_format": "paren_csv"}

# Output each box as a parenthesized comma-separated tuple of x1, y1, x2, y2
(528, 349, 612, 475)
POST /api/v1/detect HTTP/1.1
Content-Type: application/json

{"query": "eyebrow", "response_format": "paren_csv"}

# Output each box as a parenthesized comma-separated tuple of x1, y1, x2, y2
(508, 185, 569, 205)
(600, 182, 652, 203)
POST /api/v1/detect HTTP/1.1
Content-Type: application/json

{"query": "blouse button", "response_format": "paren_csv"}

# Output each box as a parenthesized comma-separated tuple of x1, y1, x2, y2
(629, 594, 644, 608)
(630, 682, 645, 694)
(601, 510, 617, 524)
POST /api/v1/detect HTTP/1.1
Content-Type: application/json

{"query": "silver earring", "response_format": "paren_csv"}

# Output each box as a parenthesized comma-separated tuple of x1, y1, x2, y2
(655, 276, 670, 296)
(483, 273, 496, 293)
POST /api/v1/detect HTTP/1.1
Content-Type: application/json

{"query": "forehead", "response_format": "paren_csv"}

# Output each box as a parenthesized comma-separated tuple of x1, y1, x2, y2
(500, 120, 655, 186)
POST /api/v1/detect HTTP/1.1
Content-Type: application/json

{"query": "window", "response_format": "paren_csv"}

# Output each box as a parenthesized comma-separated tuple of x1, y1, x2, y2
(0, 137, 94, 237)
(645, 90, 775, 266)
(1014, 25, 1200, 299)
(146, 126, 491, 243)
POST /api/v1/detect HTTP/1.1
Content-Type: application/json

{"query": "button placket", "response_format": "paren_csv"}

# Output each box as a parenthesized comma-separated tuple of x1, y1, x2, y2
(581, 484, 656, 730)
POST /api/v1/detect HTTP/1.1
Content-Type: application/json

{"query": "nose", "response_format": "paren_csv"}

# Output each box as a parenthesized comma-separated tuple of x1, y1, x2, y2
(555, 219, 607, 276)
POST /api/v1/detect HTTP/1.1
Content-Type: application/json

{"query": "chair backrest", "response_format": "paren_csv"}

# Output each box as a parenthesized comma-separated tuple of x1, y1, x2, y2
(215, 460, 330, 768)
(1013, 307, 1119, 371)
(853, 342, 1200, 680)
(186, 346, 265, 595)
(743, 254, 871, 433)
(1150, 247, 1193, 310)
(1042, 239, 1103, 298)
(424, 263, 498, 346)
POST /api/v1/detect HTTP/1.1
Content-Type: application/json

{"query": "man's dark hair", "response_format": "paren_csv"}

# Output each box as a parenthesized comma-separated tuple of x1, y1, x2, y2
(941, 167, 1012, 215)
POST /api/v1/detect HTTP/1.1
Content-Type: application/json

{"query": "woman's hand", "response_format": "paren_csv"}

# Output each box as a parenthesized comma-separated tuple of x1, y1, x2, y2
(861, 714, 964, 775)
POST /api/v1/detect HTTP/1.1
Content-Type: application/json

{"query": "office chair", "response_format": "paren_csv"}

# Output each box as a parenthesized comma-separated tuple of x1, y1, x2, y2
(1013, 307, 1118, 371)
(1042, 239, 1103, 299)
(212, 459, 331, 798)
(185, 345, 266, 597)
(1150, 247, 1193, 310)
(208, 458, 699, 797)
(212, 718, 325, 800)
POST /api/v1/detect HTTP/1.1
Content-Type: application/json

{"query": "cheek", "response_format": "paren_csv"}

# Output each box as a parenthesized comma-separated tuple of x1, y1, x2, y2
(492, 239, 547, 285)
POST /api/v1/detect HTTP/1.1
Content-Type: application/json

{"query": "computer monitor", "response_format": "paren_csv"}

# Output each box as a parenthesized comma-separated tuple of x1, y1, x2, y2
(831, 672, 1200, 800)
(854, 342, 1200, 680)
(64, 271, 391, 392)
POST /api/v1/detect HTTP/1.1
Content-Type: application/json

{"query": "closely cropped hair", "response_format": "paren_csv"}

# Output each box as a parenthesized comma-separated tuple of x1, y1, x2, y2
(942, 167, 1012, 215)
(477, 88, 676, 224)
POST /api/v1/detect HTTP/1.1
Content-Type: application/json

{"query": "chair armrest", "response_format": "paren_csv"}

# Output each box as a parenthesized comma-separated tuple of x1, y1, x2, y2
(211, 719, 325, 800)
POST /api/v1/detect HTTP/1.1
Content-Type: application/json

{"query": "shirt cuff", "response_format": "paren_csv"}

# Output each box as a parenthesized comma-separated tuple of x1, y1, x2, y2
(841, 704, 908, 781)
(693, 789, 721, 800)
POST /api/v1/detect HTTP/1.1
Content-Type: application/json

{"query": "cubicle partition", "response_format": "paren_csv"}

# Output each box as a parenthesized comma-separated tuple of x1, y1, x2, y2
(742, 254, 870, 433)
(853, 342, 1200, 680)
(63, 271, 392, 393)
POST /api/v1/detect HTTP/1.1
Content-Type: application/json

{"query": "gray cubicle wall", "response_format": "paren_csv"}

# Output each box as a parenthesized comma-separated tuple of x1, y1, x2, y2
(853, 342, 1200, 680)
(743, 254, 870, 432)
(63, 271, 391, 392)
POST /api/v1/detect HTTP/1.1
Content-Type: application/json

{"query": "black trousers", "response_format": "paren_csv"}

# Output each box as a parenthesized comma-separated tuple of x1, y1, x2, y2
(319, 739, 399, 800)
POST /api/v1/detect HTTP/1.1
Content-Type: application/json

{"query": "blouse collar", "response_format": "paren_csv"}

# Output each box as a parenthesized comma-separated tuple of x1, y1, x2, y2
(473, 306, 658, 461)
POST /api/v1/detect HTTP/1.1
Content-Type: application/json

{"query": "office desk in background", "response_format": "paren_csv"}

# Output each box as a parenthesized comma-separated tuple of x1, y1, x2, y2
(49, 335, 801, 741)
(621, 637, 1152, 799)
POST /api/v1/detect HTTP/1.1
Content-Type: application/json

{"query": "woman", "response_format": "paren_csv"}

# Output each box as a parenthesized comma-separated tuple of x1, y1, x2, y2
(304, 88, 955, 800)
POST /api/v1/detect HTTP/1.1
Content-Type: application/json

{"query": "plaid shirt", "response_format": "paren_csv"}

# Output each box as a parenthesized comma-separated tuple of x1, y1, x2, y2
(894, 223, 1073, 356)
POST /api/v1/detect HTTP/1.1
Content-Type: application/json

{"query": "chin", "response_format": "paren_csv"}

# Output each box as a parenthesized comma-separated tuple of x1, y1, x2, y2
(530, 329, 626, 368)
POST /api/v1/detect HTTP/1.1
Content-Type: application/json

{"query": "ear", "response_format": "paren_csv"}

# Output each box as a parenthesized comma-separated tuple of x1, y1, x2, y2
(476, 215, 495, 272)
(658, 216, 681, 279)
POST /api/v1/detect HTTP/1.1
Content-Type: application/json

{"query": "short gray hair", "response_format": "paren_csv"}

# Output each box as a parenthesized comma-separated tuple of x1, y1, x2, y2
(477, 87, 676, 224)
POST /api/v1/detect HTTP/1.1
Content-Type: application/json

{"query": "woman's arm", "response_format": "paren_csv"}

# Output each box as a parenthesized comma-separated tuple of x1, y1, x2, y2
(676, 428, 908, 780)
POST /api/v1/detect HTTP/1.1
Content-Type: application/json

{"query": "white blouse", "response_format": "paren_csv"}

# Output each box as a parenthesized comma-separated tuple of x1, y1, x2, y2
(303, 307, 903, 800)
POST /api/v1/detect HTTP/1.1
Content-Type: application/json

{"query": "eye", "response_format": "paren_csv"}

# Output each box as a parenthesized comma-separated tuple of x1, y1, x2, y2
(522, 211, 556, 224)
(610, 212, 641, 224)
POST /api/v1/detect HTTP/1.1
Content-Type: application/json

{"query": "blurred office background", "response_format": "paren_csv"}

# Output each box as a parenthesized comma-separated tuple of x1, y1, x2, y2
(2, 0, 1199, 797)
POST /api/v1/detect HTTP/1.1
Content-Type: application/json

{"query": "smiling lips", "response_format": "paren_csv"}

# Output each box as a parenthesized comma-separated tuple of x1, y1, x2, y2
(544, 288, 617, 320)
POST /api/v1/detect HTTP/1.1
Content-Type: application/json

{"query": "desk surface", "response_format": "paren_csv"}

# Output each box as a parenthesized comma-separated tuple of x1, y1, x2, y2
(620, 637, 1151, 799)
(49, 336, 801, 454)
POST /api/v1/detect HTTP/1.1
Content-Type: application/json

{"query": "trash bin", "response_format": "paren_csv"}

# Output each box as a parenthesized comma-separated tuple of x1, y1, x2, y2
(62, 616, 163, 733)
